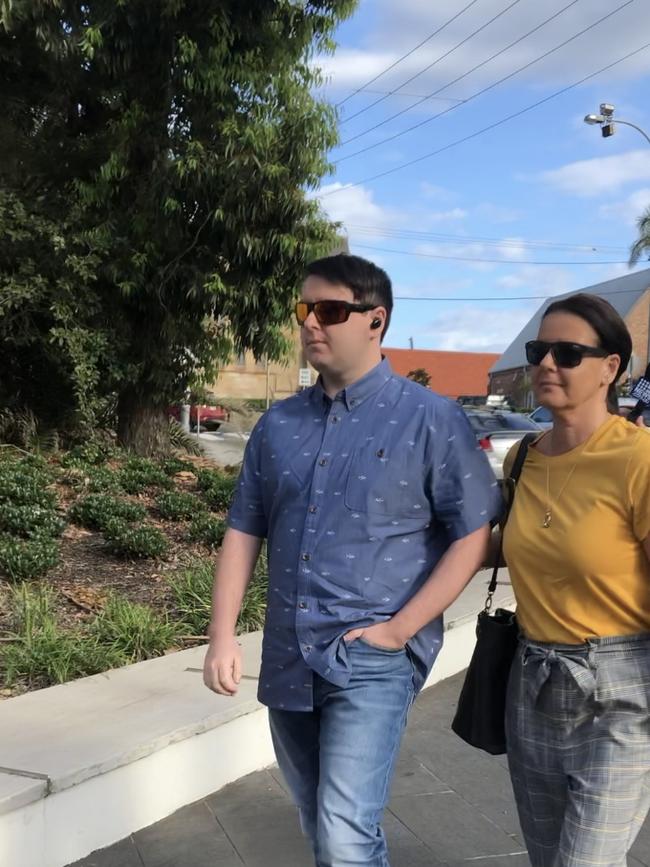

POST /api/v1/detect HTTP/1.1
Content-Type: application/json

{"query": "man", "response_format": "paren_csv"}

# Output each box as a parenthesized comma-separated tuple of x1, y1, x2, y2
(203, 253, 502, 867)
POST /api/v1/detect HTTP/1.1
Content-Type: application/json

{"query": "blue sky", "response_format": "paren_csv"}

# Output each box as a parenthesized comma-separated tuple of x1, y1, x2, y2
(311, 0, 650, 353)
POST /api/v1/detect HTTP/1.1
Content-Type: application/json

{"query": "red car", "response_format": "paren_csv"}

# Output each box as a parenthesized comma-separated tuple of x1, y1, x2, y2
(168, 404, 230, 432)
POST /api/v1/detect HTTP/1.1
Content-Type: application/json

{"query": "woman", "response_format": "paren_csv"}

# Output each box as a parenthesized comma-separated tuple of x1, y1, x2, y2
(503, 292, 650, 867)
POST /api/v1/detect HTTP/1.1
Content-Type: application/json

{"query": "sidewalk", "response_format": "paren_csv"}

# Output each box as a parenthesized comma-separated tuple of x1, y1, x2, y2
(70, 671, 650, 867)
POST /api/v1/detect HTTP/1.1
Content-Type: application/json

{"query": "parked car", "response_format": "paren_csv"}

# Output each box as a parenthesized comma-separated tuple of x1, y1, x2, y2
(167, 404, 230, 432)
(462, 409, 541, 480)
(528, 405, 553, 430)
(530, 399, 650, 427)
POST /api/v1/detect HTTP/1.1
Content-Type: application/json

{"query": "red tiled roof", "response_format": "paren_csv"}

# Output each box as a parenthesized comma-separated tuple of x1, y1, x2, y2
(383, 347, 500, 399)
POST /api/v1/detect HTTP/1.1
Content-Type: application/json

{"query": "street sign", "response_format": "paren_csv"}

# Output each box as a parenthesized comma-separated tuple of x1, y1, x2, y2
(298, 368, 312, 387)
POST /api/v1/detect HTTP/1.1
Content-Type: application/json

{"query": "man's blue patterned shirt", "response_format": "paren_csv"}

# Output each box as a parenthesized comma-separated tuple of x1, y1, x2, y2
(228, 358, 502, 710)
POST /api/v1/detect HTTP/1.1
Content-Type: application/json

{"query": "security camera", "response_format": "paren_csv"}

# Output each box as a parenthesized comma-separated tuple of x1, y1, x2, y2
(601, 122, 616, 138)
(600, 103, 615, 117)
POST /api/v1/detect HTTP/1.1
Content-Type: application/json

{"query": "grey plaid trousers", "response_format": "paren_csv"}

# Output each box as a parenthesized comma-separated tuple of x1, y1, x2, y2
(506, 633, 650, 867)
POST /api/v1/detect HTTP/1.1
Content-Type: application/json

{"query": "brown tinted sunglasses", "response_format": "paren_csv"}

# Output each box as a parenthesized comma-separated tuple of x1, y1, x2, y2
(294, 299, 375, 327)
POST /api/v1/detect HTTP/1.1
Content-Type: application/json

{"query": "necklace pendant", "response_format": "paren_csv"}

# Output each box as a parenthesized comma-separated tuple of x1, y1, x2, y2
(542, 510, 552, 529)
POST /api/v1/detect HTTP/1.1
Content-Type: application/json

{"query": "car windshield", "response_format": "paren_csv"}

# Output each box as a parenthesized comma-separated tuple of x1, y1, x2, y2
(530, 406, 553, 423)
(465, 412, 539, 433)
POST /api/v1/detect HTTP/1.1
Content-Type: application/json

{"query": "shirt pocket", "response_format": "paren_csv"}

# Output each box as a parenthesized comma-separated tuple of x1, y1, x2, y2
(344, 445, 428, 516)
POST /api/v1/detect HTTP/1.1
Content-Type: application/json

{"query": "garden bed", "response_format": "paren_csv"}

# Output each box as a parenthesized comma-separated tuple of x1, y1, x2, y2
(0, 444, 264, 700)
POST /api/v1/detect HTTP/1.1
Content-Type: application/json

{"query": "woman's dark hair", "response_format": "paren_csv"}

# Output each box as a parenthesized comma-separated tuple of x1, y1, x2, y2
(305, 254, 393, 340)
(542, 293, 632, 413)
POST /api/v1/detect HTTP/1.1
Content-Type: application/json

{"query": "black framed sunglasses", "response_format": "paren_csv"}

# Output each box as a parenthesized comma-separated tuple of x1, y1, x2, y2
(525, 340, 610, 368)
(294, 299, 375, 327)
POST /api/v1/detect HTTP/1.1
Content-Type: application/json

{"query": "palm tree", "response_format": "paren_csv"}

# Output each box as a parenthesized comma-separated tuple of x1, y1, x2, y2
(629, 206, 650, 265)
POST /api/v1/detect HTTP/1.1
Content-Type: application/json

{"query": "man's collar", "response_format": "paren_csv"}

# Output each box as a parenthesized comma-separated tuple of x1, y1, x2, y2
(312, 357, 394, 411)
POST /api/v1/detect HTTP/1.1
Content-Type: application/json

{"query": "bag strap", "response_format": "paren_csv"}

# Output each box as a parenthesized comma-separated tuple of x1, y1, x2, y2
(485, 432, 537, 610)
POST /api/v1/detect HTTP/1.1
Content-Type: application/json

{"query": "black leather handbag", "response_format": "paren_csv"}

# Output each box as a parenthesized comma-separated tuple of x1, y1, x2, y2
(451, 433, 536, 755)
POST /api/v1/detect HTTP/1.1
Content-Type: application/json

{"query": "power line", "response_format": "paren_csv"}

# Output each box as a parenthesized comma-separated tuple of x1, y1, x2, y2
(338, 0, 583, 152)
(393, 286, 648, 301)
(352, 242, 633, 265)
(335, 0, 483, 110)
(321, 39, 650, 197)
(341, 0, 523, 125)
(346, 224, 629, 253)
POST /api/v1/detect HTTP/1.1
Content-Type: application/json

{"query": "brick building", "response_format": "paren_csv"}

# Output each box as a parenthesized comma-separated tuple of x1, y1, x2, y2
(489, 269, 650, 408)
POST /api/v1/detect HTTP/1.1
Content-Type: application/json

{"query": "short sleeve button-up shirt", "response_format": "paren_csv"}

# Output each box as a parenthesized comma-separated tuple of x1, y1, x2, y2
(228, 358, 502, 710)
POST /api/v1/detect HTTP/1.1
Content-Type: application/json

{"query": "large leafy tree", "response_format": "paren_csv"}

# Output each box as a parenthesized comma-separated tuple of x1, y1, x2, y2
(0, 0, 355, 453)
(630, 205, 650, 267)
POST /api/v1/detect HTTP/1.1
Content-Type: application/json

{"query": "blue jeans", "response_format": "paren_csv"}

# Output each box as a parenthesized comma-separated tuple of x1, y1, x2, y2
(268, 638, 416, 867)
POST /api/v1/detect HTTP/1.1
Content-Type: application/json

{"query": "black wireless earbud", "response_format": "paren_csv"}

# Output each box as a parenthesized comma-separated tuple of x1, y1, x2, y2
(370, 318, 382, 330)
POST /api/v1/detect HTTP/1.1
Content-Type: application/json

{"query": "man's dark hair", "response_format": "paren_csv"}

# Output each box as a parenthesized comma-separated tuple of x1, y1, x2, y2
(543, 292, 632, 413)
(305, 254, 393, 340)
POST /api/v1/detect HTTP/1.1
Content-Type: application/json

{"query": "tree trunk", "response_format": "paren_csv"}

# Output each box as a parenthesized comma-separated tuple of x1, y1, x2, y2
(117, 389, 170, 456)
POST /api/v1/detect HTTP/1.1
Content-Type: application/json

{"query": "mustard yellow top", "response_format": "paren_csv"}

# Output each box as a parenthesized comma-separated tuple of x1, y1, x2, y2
(503, 415, 650, 644)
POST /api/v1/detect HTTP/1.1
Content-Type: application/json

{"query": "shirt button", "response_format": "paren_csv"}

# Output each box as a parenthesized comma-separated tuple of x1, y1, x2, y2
(309, 505, 317, 513)
(298, 602, 308, 610)
(301, 553, 311, 561)
(331, 416, 339, 424)
(304, 645, 313, 653)
(318, 458, 328, 467)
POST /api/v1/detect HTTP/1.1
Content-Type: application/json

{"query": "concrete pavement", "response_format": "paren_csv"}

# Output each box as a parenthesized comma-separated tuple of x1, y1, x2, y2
(68, 670, 650, 867)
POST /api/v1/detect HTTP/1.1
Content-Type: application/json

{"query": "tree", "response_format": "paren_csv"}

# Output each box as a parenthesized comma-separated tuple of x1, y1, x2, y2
(406, 368, 431, 388)
(0, 0, 356, 453)
(630, 205, 650, 266)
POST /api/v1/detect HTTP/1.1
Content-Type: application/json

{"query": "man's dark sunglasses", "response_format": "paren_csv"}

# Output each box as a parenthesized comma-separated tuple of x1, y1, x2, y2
(525, 340, 610, 368)
(294, 299, 375, 327)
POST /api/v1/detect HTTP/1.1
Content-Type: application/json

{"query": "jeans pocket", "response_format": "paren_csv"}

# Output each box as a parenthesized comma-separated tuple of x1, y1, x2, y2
(356, 637, 406, 654)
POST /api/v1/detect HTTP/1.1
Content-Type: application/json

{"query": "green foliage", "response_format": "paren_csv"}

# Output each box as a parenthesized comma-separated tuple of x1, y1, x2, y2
(0, 458, 57, 509)
(188, 513, 227, 549)
(160, 456, 195, 476)
(60, 441, 116, 468)
(0, 1, 356, 453)
(0, 585, 126, 688)
(169, 553, 268, 637)
(630, 205, 650, 266)
(103, 518, 169, 559)
(0, 534, 60, 580)
(196, 469, 237, 512)
(406, 368, 432, 388)
(69, 493, 147, 531)
(117, 457, 173, 494)
(90, 595, 179, 663)
(0, 503, 65, 539)
(156, 490, 204, 521)
(168, 420, 201, 457)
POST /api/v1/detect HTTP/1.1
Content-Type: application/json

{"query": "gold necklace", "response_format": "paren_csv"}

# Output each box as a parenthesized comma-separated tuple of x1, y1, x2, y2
(542, 462, 579, 528)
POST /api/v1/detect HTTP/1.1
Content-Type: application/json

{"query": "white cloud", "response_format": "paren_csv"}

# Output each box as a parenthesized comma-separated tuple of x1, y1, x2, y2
(313, 183, 403, 237)
(474, 202, 522, 223)
(318, 0, 650, 100)
(599, 187, 650, 225)
(419, 182, 457, 201)
(421, 207, 468, 223)
(540, 150, 650, 197)
(495, 265, 576, 294)
(417, 304, 536, 352)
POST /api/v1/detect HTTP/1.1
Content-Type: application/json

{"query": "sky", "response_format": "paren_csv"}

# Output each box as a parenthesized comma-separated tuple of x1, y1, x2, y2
(311, 0, 650, 353)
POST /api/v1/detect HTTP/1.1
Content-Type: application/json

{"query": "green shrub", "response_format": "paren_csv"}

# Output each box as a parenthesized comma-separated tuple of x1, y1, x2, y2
(169, 553, 267, 636)
(0, 503, 65, 539)
(196, 469, 237, 512)
(168, 419, 201, 456)
(117, 457, 173, 494)
(0, 584, 125, 687)
(188, 513, 227, 549)
(0, 460, 57, 509)
(60, 441, 116, 469)
(91, 595, 179, 662)
(160, 456, 195, 476)
(156, 490, 204, 521)
(103, 518, 169, 559)
(0, 535, 60, 581)
(69, 494, 147, 531)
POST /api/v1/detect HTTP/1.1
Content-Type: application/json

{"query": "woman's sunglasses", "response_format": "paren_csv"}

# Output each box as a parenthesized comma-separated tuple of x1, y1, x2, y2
(294, 299, 375, 327)
(525, 340, 610, 368)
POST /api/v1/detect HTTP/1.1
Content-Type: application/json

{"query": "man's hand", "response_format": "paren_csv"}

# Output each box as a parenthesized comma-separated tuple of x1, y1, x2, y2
(343, 619, 409, 651)
(203, 635, 242, 696)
